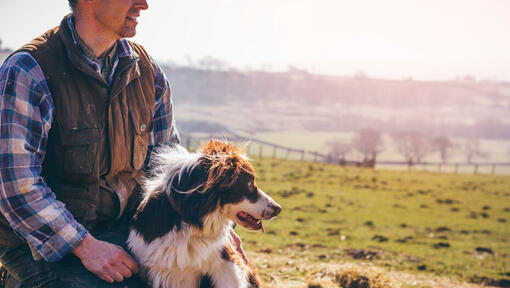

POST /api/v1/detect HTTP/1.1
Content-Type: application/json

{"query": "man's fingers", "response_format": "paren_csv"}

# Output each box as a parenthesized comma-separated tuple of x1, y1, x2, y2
(121, 253, 139, 274)
(114, 262, 133, 278)
(107, 266, 125, 282)
(98, 273, 114, 283)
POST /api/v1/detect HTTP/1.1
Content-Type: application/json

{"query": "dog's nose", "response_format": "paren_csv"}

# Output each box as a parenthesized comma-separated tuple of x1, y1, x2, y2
(271, 204, 282, 217)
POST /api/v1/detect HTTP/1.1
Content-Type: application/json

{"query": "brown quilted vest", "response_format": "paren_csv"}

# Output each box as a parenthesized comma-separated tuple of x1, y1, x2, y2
(0, 16, 155, 246)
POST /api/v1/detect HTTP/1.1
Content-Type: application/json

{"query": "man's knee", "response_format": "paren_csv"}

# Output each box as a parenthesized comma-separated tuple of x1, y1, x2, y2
(0, 245, 58, 287)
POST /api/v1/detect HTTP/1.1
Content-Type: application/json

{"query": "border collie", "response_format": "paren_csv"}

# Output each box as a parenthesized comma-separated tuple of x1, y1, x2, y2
(127, 140, 281, 288)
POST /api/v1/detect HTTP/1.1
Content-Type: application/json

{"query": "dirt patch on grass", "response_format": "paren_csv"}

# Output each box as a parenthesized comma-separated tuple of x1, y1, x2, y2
(388, 271, 486, 288)
(344, 248, 381, 260)
(306, 263, 393, 288)
(247, 251, 491, 288)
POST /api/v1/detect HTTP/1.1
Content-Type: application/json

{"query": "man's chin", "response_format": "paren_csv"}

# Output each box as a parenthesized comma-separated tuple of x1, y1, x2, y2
(119, 27, 136, 38)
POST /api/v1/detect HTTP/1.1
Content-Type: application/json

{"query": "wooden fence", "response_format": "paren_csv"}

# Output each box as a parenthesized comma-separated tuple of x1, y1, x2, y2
(181, 134, 510, 175)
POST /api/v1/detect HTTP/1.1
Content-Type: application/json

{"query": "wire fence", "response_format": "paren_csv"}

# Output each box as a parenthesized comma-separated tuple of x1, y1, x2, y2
(181, 134, 510, 175)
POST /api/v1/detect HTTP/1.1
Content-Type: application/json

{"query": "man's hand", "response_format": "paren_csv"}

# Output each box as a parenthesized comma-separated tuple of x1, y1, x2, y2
(72, 233, 139, 283)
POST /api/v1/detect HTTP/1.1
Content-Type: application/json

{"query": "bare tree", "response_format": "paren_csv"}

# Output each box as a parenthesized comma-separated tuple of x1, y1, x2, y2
(197, 56, 230, 71)
(353, 70, 367, 80)
(351, 129, 383, 162)
(392, 131, 432, 163)
(432, 136, 455, 163)
(463, 139, 488, 164)
(326, 140, 351, 162)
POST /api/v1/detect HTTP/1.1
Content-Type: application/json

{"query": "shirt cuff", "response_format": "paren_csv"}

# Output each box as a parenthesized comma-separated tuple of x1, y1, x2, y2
(35, 220, 89, 262)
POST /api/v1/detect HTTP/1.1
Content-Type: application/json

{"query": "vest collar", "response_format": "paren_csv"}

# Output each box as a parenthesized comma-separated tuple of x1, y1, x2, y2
(58, 14, 140, 87)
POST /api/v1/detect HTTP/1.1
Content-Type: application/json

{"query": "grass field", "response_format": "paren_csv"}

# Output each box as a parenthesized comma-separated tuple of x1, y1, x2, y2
(236, 157, 510, 287)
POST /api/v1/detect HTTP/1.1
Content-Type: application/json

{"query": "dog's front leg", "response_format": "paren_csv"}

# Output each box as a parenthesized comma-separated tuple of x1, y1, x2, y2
(208, 261, 248, 288)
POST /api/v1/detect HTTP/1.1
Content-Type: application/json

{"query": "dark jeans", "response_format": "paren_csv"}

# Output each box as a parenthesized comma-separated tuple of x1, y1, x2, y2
(0, 220, 147, 288)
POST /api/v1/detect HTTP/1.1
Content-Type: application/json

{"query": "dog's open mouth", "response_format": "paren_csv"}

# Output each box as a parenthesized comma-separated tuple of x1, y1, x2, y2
(237, 211, 264, 232)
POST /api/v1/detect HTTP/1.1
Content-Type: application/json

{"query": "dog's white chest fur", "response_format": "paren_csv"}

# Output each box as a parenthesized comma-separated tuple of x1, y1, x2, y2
(127, 215, 248, 288)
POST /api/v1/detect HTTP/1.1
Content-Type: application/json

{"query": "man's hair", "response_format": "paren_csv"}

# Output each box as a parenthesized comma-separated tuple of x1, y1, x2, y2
(68, 0, 77, 10)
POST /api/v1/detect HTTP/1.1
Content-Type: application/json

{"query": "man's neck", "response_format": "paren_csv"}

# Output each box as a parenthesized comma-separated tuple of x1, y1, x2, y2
(74, 15, 118, 58)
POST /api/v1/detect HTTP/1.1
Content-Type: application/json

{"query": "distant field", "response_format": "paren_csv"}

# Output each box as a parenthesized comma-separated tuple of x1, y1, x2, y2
(185, 130, 510, 168)
(251, 131, 510, 164)
(236, 157, 510, 287)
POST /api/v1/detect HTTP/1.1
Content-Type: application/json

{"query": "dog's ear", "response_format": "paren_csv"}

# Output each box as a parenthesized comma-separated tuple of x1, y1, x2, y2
(166, 159, 220, 228)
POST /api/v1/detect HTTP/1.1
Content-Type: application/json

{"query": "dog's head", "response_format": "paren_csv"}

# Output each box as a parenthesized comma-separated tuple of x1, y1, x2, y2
(163, 140, 281, 231)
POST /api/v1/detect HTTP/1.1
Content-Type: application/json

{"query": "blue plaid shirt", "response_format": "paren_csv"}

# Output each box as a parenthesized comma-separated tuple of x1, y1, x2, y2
(0, 17, 179, 262)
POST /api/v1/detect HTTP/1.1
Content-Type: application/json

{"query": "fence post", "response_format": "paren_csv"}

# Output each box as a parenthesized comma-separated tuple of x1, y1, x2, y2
(272, 146, 277, 159)
(491, 164, 496, 175)
(438, 163, 442, 173)
(301, 151, 305, 161)
(285, 149, 290, 160)
(246, 144, 251, 156)
(454, 163, 459, 174)
(474, 164, 479, 175)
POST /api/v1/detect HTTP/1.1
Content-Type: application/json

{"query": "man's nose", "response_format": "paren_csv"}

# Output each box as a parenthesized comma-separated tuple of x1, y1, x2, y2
(134, 0, 148, 10)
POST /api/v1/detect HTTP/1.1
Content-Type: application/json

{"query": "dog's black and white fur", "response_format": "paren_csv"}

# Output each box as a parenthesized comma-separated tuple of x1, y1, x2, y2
(127, 140, 281, 288)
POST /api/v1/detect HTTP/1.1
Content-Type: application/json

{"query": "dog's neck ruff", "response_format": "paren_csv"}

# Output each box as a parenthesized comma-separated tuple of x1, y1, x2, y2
(128, 210, 235, 287)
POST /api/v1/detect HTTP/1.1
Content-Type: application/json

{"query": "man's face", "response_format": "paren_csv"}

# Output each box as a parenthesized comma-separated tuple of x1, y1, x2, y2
(93, 0, 148, 38)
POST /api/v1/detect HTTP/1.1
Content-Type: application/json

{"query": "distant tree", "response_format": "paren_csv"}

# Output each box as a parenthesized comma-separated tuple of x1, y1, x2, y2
(197, 56, 230, 71)
(392, 131, 432, 163)
(463, 75, 476, 83)
(432, 136, 455, 163)
(463, 139, 489, 164)
(353, 70, 367, 80)
(351, 129, 383, 162)
(326, 140, 351, 162)
(287, 65, 309, 75)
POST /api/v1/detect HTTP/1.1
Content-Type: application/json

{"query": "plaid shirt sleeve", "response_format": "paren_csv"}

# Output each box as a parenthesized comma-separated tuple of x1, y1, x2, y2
(0, 52, 88, 262)
(147, 57, 180, 159)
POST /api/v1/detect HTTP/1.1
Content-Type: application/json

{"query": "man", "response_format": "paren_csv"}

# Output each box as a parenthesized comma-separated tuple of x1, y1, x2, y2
(0, 0, 179, 286)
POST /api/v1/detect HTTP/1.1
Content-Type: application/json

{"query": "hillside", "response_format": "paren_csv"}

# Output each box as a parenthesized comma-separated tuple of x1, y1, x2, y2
(162, 65, 510, 140)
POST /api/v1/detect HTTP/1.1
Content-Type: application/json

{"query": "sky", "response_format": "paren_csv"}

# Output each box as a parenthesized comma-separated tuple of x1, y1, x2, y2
(0, 0, 509, 81)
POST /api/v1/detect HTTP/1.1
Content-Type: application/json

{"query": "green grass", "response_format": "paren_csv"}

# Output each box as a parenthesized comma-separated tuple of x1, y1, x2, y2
(236, 157, 510, 285)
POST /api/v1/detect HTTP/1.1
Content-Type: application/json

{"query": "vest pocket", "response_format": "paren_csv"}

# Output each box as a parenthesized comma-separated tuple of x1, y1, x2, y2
(64, 144, 94, 174)
(130, 112, 153, 170)
(60, 127, 100, 176)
